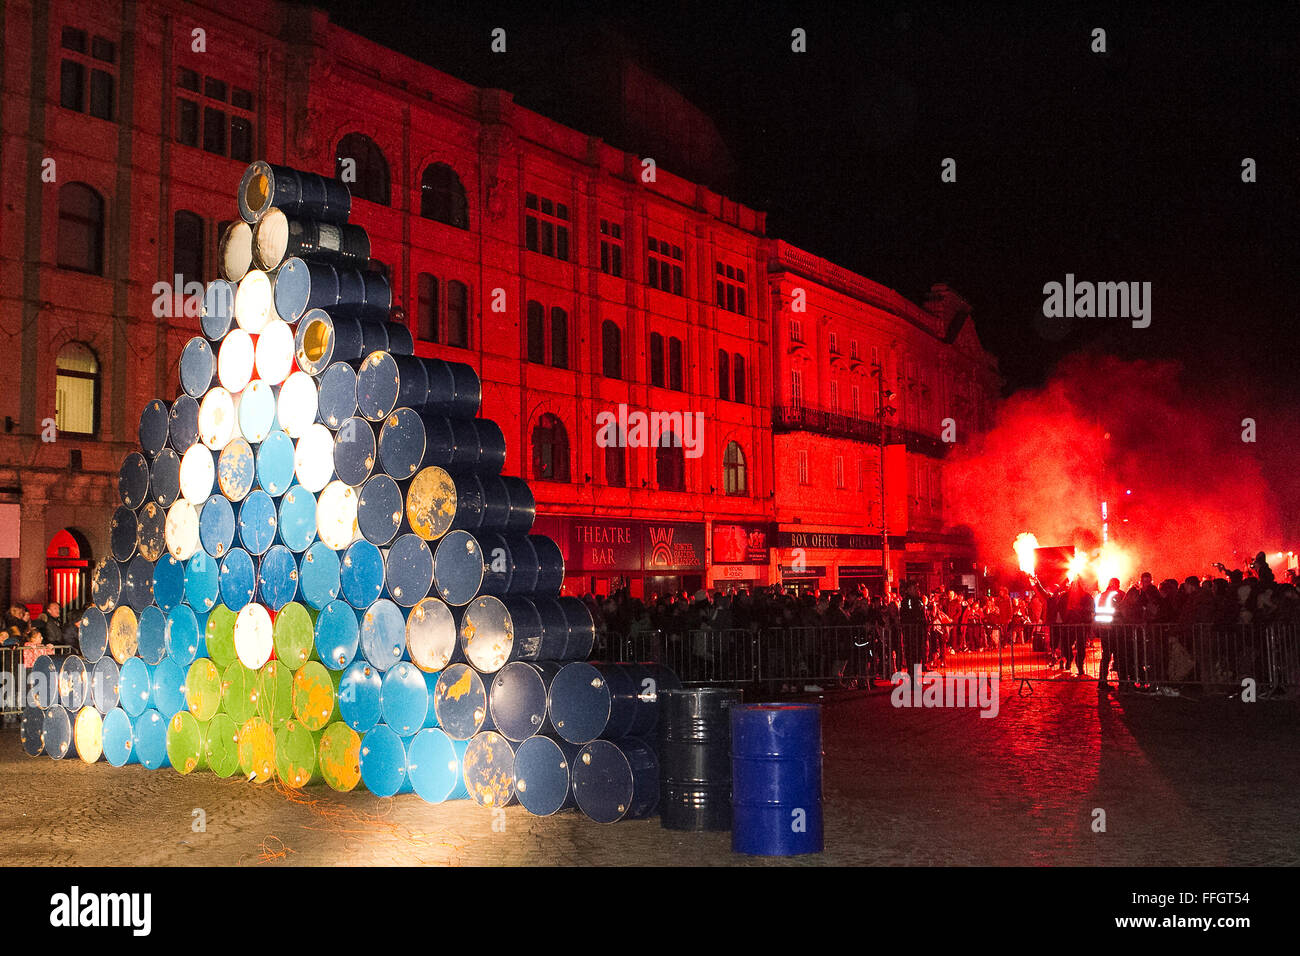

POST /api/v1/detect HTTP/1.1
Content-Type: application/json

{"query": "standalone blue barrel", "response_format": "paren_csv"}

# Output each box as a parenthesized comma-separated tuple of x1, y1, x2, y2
(731, 702, 824, 856)
(29, 654, 60, 708)
(120, 555, 156, 612)
(59, 656, 89, 711)
(315, 599, 360, 670)
(219, 548, 257, 611)
(134, 709, 171, 770)
(149, 448, 182, 508)
(384, 534, 433, 608)
(572, 738, 659, 824)
(317, 361, 358, 428)
(165, 604, 204, 667)
(513, 735, 580, 816)
(185, 552, 221, 612)
(110, 506, 138, 562)
(20, 706, 45, 756)
(432, 530, 484, 606)
(43, 706, 76, 759)
(359, 724, 412, 796)
(78, 607, 109, 663)
(258, 544, 299, 610)
(102, 708, 139, 766)
(356, 474, 404, 546)
(255, 429, 297, 497)
(333, 417, 377, 487)
(169, 395, 201, 453)
(151, 659, 187, 719)
(277, 484, 317, 552)
(200, 494, 236, 558)
(201, 278, 237, 340)
(237, 488, 279, 555)
(338, 660, 383, 733)
(380, 662, 438, 736)
(118, 658, 155, 717)
(432, 664, 492, 740)
(136, 605, 168, 665)
(90, 657, 120, 714)
(153, 553, 186, 611)
(300, 541, 342, 609)
(407, 729, 469, 803)
(179, 336, 216, 398)
(462, 730, 517, 808)
(218, 437, 256, 501)
(340, 540, 386, 608)
(491, 661, 561, 742)
(118, 452, 150, 509)
(359, 599, 406, 670)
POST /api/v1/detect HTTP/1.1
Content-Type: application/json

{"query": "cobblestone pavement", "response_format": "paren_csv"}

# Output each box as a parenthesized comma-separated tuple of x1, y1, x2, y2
(2, 681, 1296, 866)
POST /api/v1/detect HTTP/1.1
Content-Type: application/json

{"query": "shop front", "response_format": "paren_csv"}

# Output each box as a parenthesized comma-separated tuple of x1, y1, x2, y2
(709, 520, 772, 590)
(774, 529, 909, 596)
(531, 515, 706, 599)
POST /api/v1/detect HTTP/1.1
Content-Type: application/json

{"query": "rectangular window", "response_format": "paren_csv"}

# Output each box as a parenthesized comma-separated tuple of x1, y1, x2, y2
(829, 381, 840, 414)
(649, 332, 665, 387)
(851, 340, 859, 360)
(715, 262, 746, 314)
(798, 450, 810, 486)
(829, 332, 839, 354)
(527, 302, 546, 364)
(668, 336, 683, 391)
(599, 219, 623, 277)
(852, 385, 860, 417)
(176, 68, 255, 160)
(177, 98, 199, 146)
(203, 106, 227, 155)
(857, 459, 865, 492)
(791, 370, 803, 407)
(59, 28, 116, 121)
(834, 456, 845, 489)
(524, 192, 570, 261)
(647, 237, 684, 295)
(550, 307, 568, 369)
(790, 319, 803, 343)
(446, 281, 468, 348)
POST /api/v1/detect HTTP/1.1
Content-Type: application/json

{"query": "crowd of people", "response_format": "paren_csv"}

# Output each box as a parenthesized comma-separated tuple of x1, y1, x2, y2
(1, 602, 64, 648)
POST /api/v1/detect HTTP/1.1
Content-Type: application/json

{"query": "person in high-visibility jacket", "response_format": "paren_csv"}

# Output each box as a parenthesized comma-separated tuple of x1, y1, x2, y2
(1095, 578, 1124, 688)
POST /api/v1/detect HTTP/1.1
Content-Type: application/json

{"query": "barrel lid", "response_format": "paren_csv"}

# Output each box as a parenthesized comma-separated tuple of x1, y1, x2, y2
(169, 394, 201, 453)
(255, 429, 297, 497)
(333, 417, 377, 487)
(359, 724, 409, 797)
(318, 721, 362, 791)
(199, 493, 236, 559)
(292, 660, 337, 731)
(136, 501, 166, 563)
(277, 371, 319, 439)
(179, 336, 215, 398)
(340, 539, 386, 608)
(237, 715, 276, 782)
(277, 483, 318, 552)
(338, 659, 383, 733)
(110, 505, 138, 562)
(166, 709, 205, 775)
(237, 488, 279, 556)
(463, 731, 516, 808)
(254, 318, 295, 385)
(118, 453, 150, 510)
(235, 269, 275, 333)
(205, 712, 241, 778)
(358, 598, 406, 671)
(433, 663, 489, 740)
(185, 658, 223, 721)
(314, 599, 359, 670)
(136, 604, 168, 666)
(433, 530, 484, 606)
(317, 361, 358, 428)
(184, 550, 221, 612)
(220, 548, 257, 612)
(201, 279, 237, 340)
(217, 327, 255, 393)
(299, 540, 342, 609)
(384, 534, 433, 607)
(356, 474, 403, 546)
(139, 398, 171, 458)
(149, 448, 182, 508)
(78, 606, 109, 663)
(219, 219, 254, 282)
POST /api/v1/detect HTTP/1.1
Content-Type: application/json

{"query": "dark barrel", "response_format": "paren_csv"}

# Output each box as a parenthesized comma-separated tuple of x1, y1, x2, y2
(252, 206, 371, 271)
(136, 501, 166, 563)
(201, 279, 237, 341)
(462, 730, 517, 808)
(333, 416, 377, 487)
(731, 702, 824, 856)
(149, 448, 182, 508)
(572, 738, 660, 824)
(138, 399, 171, 458)
(459, 595, 583, 674)
(90, 656, 120, 713)
(512, 735, 580, 816)
(377, 410, 504, 480)
(109, 506, 138, 562)
(238, 160, 353, 225)
(43, 707, 76, 760)
(91, 558, 123, 613)
(432, 663, 491, 740)
(168, 394, 201, 453)
(548, 662, 678, 745)
(354, 352, 428, 421)
(20, 707, 46, 756)
(118, 453, 150, 510)
(120, 554, 156, 612)
(294, 311, 413, 375)
(432, 530, 484, 607)
(658, 688, 742, 831)
(477, 533, 564, 598)
(272, 257, 391, 323)
(383, 534, 433, 608)
(58, 655, 89, 711)
(179, 336, 216, 398)
(316, 361, 359, 429)
(356, 474, 405, 547)
(78, 607, 109, 663)
(490, 661, 561, 742)
(406, 470, 535, 541)
(531, 596, 596, 662)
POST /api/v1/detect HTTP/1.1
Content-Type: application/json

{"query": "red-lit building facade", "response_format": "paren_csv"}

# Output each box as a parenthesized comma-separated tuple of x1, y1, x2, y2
(0, 0, 998, 610)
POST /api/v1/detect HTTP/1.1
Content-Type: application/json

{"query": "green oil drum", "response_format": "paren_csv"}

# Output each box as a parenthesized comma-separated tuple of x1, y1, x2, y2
(206, 605, 238, 671)
(167, 710, 207, 774)
(272, 602, 318, 670)
(258, 659, 295, 726)
(221, 660, 259, 726)
(185, 658, 223, 721)
(205, 712, 241, 778)
(275, 718, 320, 787)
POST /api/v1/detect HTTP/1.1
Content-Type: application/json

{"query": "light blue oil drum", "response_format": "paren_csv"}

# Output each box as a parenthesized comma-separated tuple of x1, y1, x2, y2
(513, 735, 580, 816)
(316, 360, 358, 429)
(59, 656, 89, 711)
(315, 599, 360, 670)
(201, 278, 236, 340)
(120, 555, 156, 612)
(219, 548, 257, 611)
(149, 448, 182, 509)
(278, 484, 318, 552)
(118, 657, 155, 717)
(359, 723, 412, 796)
(153, 553, 186, 612)
(338, 659, 383, 733)
(340, 539, 386, 608)
(572, 738, 660, 824)
(102, 707, 138, 766)
(359, 599, 407, 671)
(43, 706, 76, 760)
(218, 437, 256, 502)
(200, 494, 237, 559)
(407, 728, 469, 803)
(136, 604, 168, 665)
(432, 663, 492, 740)
(255, 428, 296, 497)
(134, 708, 171, 770)
(169, 394, 201, 454)
(185, 551, 221, 613)
(236, 379, 278, 444)
(151, 658, 188, 720)
(380, 662, 439, 736)
(78, 607, 109, 663)
(20, 706, 45, 756)
(299, 540, 341, 609)
(165, 604, 205, 667)
(29, 654, 60, 708)
(731, 702, 824, 856)
(237, 488, 279, 556)
(258, 544, 299, 610)
(90, 656, 119, 714)
(179, 336, 216, 398)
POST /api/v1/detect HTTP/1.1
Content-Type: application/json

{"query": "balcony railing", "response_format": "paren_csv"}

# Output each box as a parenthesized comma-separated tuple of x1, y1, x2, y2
(772, 405, 950, 458)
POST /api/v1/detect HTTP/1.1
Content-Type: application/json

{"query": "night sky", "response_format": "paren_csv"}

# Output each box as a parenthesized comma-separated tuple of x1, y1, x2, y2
(313, 0, 1299, 398)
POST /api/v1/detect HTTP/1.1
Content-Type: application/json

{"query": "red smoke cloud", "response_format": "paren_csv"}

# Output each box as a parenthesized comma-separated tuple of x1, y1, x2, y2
(944, 354, 1288, 583)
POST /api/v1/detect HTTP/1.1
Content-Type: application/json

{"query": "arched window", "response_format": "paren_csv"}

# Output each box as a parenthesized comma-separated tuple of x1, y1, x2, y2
(526, 301, 546, 364)
(532, 413, 570, 482)
(173, 210, 204, 288)
(604, 432, 626, 487)
(724, 441, 747, 496)
(717, 350, 730, 400)
(420, 163, 468, 228)
(446, 280, 469, 348)
(55, 343, 99, 437)
(656, 432, 685, 491)
(550, 307, 568, 369)
(57, 182, 105, 274)
(335, 133, 390, 206)
(733, 353, 746, 404)
(602, 321, 622, 379)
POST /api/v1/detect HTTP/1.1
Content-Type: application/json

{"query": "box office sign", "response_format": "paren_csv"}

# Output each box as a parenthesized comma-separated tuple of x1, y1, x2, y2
(567, 518, 706, 572)
(775, 531, 908, 551)
(712, 522, 770, 564)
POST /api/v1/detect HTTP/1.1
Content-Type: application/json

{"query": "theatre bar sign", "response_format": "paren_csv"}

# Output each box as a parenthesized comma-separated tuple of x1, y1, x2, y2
(565, 518, 706, 572)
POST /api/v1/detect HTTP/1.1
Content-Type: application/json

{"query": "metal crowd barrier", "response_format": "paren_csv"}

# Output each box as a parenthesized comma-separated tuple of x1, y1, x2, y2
(0, 644, 73, 716)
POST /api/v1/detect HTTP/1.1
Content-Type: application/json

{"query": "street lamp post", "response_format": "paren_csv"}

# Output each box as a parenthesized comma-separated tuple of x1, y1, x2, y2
(872, 360, 897, 595)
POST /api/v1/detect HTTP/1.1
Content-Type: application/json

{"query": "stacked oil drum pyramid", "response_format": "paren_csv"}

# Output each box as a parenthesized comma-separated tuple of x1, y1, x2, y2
(20, 160, 682, 825)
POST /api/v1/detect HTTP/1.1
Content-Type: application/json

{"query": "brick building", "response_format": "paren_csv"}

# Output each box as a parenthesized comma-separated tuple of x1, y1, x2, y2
(0, 0, 998, 612)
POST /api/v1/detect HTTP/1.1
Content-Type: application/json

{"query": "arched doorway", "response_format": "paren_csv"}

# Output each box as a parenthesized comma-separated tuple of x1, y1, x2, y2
(46, 528, 92, 621)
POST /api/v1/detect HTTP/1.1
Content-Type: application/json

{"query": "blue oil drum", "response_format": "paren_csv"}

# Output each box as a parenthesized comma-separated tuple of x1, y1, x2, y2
(219, 548, 257, 611)
(59, 655, 89, 711)
(380, 661, 439, 736)
(333, 416, 377, 486)
(165, 604, 204, 667)
(355, 352, 428, 421)
(359, 599, 407, 671)
(134, 708, 171, 770)
(317, 360, 358, 428)
(237, 488, 279, 555)
(200, 494, 236, 558)
(432, 530, 484, 606)
(316, 599, 360, 670)
(383, 534, 433, 608)
(185, 552, 221, 613)
(151, 658, 187, 719)
(78, 607, 109, 663)
(136, 604, 168, 665)
(109, 506, 138, 562)
(407, 728, 469, 803)
(168, 394, 201, 454)
(91, 559, 124, 613)
(490, 661, 562, 743)
(572, 738, 660, 823)
(549, 662, 632, 745)
(432, 663, 492, 740)
(533, 596, 597, 662)
(118, 657, 155, 717)
(149, 448, 182, 508)
(274, 257, 391, 323)
(179, 336, 216, 398)
(359, 723, 412, 796)
(138, 398, 171, 458)
(378, 409, 498, 479)
(338, 660, 382, 733)
(460, 596, 562, 674)
(218, 437, 256, 502)
(277, 484, 318, 552)
(255, 428, 296, 497)
(340, 539, 386, 608)
(531, 535, 565, 595)
(300, 541, 342, 609)
(513, 735, 580, 816)
(258, 544, 299, 610)
(238, 161, 352, 225)
(120, 555, 156, 612)
(236, 379, 278, 444)
(102, 708, 138, 766)
(28, 654, 59, 708)
(356, 474, 405, 546)
(43, 706, 76, 759)
(463, 730, 517, 808)
(201, 278, 237, 339)
(118, 452, 150, 510)
(421, 358, 482, 418)
(153, 554, 186, 613)
(731, 702, 824, 856)
(20, 706, 46, 756)
(90, 657, 119, 714)
(135, 502, 167, 563)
